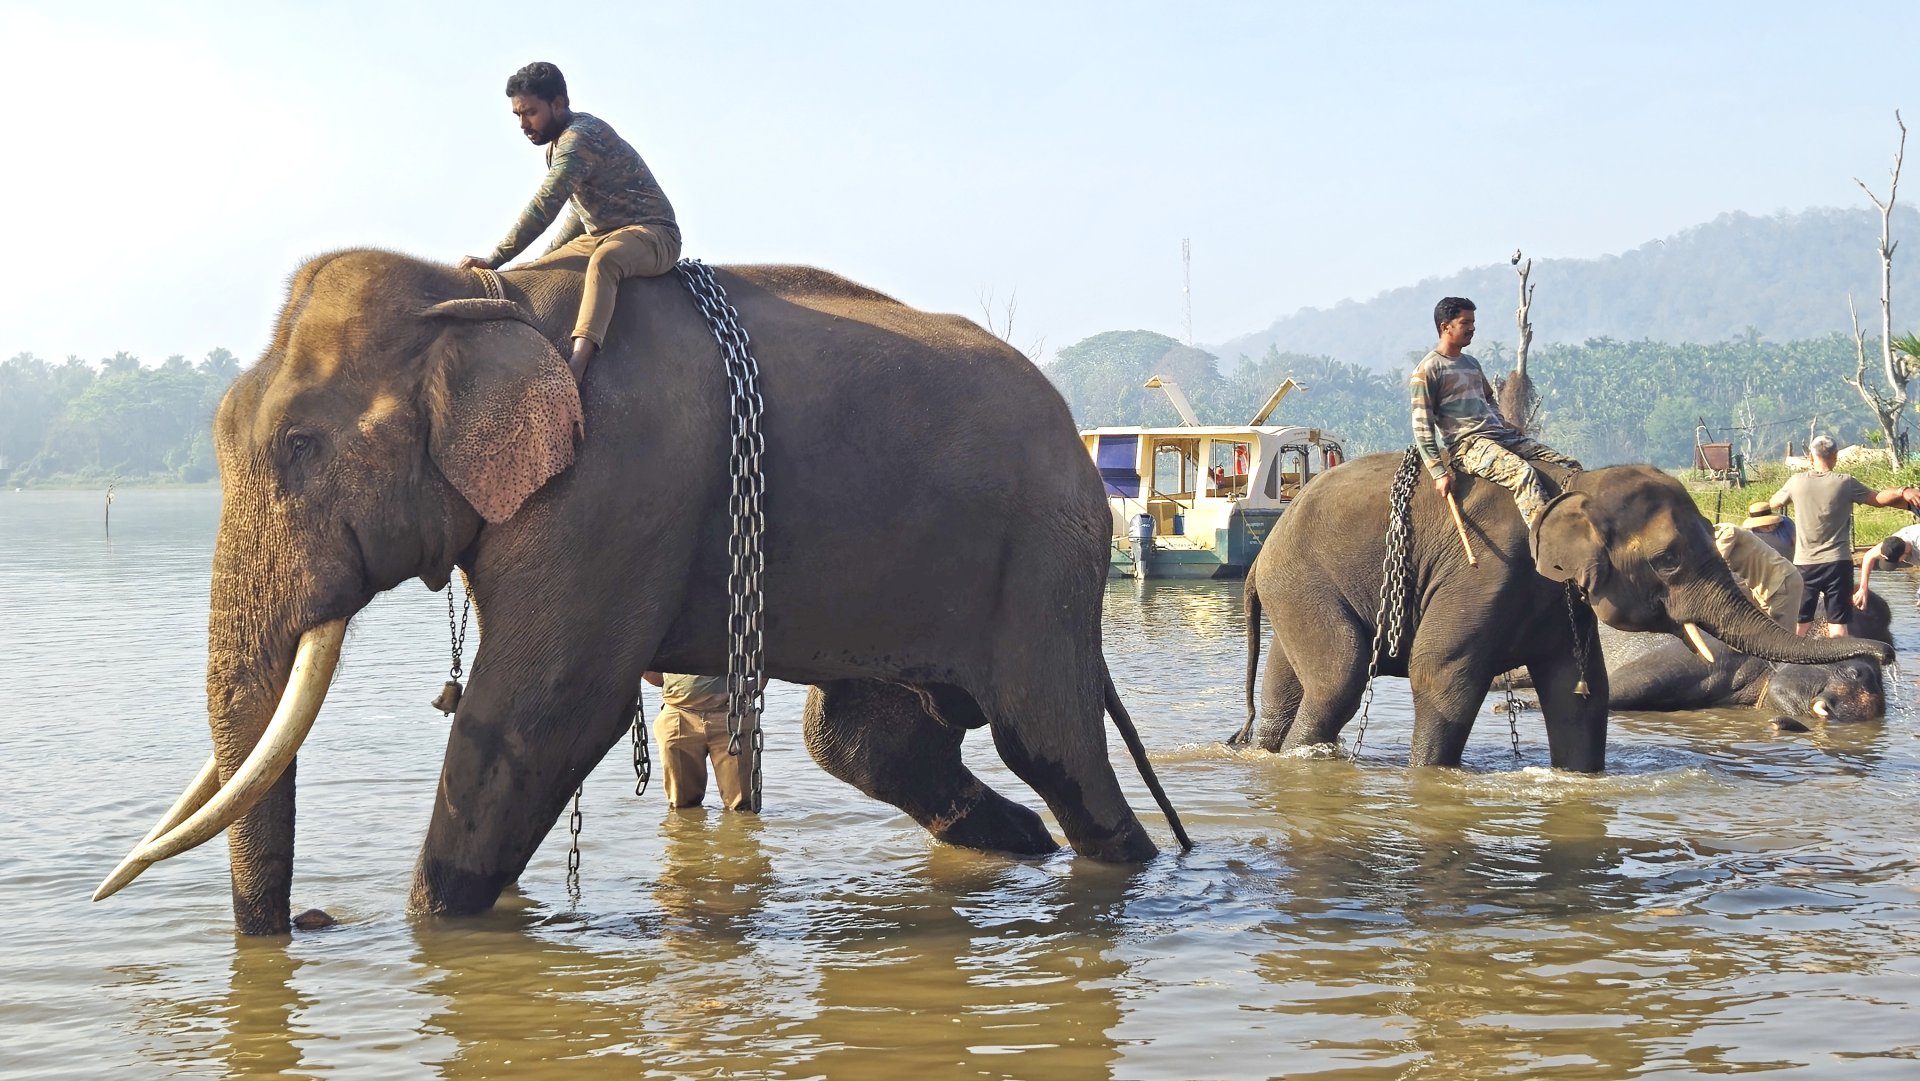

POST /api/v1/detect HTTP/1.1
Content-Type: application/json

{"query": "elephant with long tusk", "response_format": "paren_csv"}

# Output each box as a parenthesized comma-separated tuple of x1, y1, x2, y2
(96, 251, 1190, 934)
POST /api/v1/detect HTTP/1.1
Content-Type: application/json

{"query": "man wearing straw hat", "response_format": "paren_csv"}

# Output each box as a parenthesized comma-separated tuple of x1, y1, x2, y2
(1738, 500, 1796, 561)
(1713, 521, 1802, 629)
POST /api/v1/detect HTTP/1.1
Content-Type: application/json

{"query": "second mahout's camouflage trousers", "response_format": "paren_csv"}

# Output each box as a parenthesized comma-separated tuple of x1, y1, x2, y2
(1454, 434, 1582, 525)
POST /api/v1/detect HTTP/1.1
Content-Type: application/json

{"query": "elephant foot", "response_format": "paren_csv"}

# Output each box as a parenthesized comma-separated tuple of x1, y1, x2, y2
(1064, 819, 1158, 864)
(409, 860, 510, 919)
(923, 783, 1058, 856)
(1770, 715, 1811, 734)
(293, 907, 337, 930)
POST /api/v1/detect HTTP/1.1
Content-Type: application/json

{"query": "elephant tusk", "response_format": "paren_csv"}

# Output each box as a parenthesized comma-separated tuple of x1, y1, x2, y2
(1812, 698, 1832, 719)
(1683, 622, 1716, 665)
(93, 619, 346, 903)
(137, 755, 222, 847)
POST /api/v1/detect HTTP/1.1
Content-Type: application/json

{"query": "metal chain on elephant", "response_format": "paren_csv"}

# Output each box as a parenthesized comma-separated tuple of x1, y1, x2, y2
(676, 259, 768, 813)
(431, 569, 474, 715)
(566, 785, 583, 907)
(1564, 583, 1592, 698)
(630, 685, 651, 797)
(1351, 448, 1422, 760)
(1503, 672, 1523, 757)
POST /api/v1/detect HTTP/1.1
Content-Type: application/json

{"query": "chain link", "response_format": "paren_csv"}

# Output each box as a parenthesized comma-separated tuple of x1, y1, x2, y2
(1351, 449, 1422, 760)
(1503, 672, 1523, 756)
(565, 784, 583, 906)
(631, 686, 651, 797)
(677, 260, 768, 813)
(1564, 582, 1592, 698)
(446, 569, 471, 683)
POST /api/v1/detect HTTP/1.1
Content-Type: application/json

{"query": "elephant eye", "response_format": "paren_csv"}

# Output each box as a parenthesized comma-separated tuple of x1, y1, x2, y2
(1649, 550, 1682, 577)
(278, 429, 323, 469)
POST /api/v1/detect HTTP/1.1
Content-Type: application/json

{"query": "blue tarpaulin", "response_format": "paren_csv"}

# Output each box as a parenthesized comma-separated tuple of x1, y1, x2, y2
(1096, 435, 1140, 498)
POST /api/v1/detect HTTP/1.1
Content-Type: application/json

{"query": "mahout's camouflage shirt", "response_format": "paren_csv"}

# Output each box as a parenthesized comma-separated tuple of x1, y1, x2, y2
(487, 111, 679, 268)
(1409, 349, 1513, 480)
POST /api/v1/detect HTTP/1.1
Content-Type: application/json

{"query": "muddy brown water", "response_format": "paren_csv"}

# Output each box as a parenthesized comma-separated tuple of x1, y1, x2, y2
(3, 489, 1917, 1079)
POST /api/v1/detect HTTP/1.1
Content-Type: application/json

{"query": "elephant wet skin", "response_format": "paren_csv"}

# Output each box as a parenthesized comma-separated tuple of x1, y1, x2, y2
(1596, 623, 1886, 724)
(1237, 453, 1891, 769)
(95, 250, 1186, 934)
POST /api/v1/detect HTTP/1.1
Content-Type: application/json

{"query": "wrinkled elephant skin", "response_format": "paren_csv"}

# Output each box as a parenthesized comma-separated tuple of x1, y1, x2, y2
(118, 251, 1178, 934)
(1240, 454, 1892, 770)
(1599, 622, 1887, 723)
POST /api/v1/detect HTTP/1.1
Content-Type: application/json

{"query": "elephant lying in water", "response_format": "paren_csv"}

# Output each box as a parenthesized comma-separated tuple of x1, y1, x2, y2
(1596, 625, 1886, 722)
(1583, 591, 1893, 722)
(95, 251, 1187, 934)
(1237, 453, 1892, 768)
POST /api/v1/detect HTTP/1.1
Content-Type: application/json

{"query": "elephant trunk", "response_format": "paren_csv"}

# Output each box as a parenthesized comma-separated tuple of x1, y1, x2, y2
(92, 536, 346, 933)
(1674, 578, 1893, 666)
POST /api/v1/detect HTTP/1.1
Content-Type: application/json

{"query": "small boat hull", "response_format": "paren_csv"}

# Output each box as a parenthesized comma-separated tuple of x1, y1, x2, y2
(1111, 507, 1283, 579)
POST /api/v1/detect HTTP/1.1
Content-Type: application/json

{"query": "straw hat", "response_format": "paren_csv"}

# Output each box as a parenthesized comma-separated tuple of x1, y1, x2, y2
(1741, 501, 1783, 529)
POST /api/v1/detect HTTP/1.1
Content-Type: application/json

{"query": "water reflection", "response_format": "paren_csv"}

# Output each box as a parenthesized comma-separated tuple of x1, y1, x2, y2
(7, 494, 1920, 1078)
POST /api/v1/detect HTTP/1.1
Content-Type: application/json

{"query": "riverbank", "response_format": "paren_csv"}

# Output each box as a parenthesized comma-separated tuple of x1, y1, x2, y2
(1684, 458, 1920, 548)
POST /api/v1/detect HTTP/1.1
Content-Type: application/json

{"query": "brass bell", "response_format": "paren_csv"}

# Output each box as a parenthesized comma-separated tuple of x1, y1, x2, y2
(431, 680, 463, 715)
(1573, 679, 1590, 699)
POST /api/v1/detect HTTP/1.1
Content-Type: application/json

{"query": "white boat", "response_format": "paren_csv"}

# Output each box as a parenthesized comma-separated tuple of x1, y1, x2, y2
(1081, 377, 1345, 579)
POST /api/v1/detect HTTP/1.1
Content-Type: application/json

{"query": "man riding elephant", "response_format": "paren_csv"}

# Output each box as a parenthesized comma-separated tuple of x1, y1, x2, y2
(1411, 297, 1581, 530)
(92, 249, 1188, 935)
(458, 61, 682, 387)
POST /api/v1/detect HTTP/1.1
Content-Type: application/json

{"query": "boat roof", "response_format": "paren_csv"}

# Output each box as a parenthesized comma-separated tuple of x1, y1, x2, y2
(1079, 423, 1342, 441)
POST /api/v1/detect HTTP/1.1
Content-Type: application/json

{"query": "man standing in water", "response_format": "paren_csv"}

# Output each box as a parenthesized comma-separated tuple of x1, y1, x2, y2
(1766, 434, 1920, 637)
(1410, 297, 1581, 528)
(644, 671, 755, 811)
(459, 62, 682, 387)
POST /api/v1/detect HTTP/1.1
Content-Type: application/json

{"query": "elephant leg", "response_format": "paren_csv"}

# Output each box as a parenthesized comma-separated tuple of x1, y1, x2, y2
(1278, 618, 1369, 752)
(1407, 655, 1494, 766)
(1530, 651, 1609, 773)
(1253, 645, 1305, 752)
(410, 624, 652, 917)
(803, 680, 1056, 856)
(978, 645, 1156, 862)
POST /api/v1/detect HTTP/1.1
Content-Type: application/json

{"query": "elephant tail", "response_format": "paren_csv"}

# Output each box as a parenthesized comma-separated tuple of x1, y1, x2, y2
(1103, 669, 1193, 851)
(1228, 577, 1261, 747)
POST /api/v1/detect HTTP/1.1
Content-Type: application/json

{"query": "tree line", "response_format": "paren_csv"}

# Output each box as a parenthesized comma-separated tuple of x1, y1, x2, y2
(0, 350, 241, 484)
(0, 330, 1894, 486)
(1045, 329, 1887, 469)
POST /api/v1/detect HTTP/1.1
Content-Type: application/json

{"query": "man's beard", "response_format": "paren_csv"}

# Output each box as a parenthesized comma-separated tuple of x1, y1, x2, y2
(527, 115, 565, 145)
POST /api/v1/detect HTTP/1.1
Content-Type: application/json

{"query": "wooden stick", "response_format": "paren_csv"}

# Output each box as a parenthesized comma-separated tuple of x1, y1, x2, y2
(1445, 490, 1478, 566)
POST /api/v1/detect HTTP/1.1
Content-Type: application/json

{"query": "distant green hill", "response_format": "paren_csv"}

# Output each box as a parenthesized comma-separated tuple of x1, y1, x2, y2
(1212, 206, 1920, 369)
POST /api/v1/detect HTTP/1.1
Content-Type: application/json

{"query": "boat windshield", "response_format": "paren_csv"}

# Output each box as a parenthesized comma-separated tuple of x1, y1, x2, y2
(1207, 439, 1252, 499)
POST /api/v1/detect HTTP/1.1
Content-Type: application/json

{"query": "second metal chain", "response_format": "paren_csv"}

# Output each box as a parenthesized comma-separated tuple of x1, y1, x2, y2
(631, 686, 651, 797)
(565, 784, 583, 907)
(446, 569, 471, 684)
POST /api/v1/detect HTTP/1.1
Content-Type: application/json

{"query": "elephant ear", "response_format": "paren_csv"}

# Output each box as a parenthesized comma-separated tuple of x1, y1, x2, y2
(1530, 490, 1608, 591)
(421, 299, 584, 524)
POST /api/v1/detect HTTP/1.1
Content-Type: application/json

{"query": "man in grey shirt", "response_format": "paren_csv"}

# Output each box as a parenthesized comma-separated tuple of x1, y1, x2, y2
(1766, 434, 1920, 636)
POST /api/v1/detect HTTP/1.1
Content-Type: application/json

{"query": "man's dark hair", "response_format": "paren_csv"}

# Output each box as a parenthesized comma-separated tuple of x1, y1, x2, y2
(1434, 297, 1476, 334)
(1881, 534, 1909, 563)
(506, 62, 568, 103)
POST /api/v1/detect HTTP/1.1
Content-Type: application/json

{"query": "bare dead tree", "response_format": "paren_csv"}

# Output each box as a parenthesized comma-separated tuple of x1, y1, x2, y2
(978, 287, 1046, 361)
(1494, 249, 1541, 434)
(1841, 110, 1910, 467)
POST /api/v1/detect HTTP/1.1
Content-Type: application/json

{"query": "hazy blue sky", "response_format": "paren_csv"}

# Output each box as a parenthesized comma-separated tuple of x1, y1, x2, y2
(3, 1, 1916, 364)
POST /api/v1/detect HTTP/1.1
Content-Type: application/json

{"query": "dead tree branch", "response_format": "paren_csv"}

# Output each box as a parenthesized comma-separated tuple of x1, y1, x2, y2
(1495, 249, 1541, 434)
(977, 287, 1046, 360)
(1844, 110, 1911, 466)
